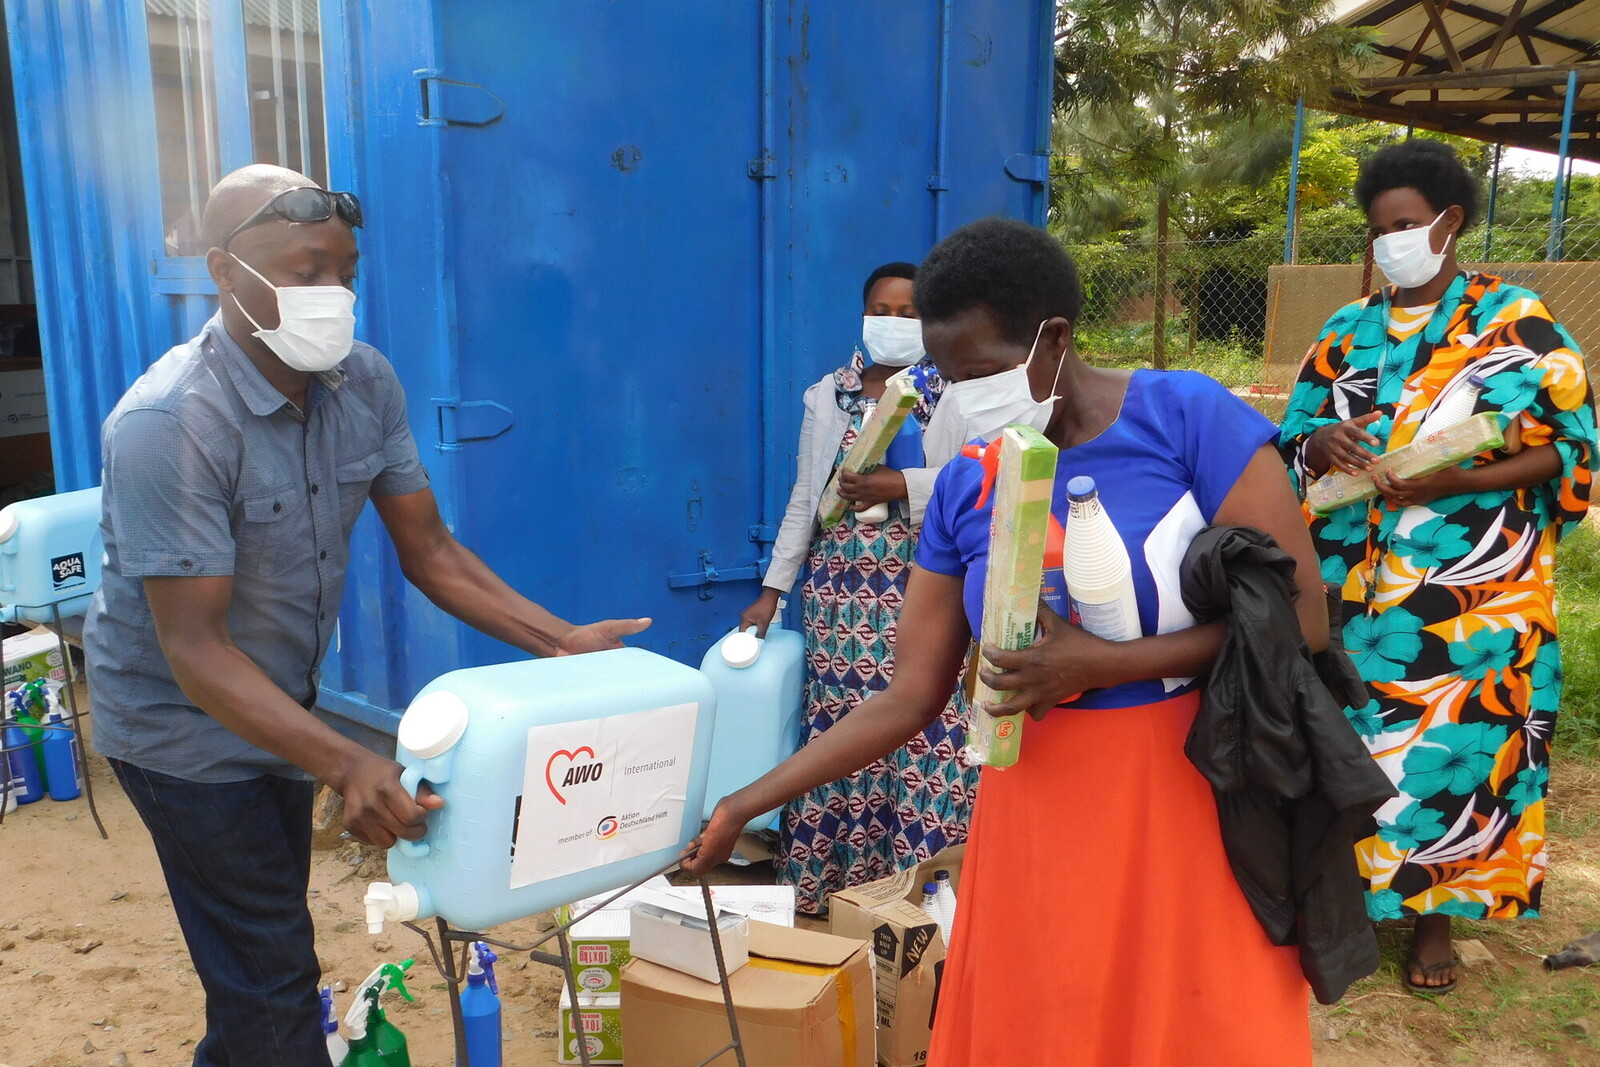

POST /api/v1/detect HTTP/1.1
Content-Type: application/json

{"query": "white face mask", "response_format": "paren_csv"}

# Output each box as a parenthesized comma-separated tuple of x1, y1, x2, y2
(938, 320, 1063, 442)
(861, 315, 925, 367)
(1373, 210, 1453, 290)
(229, 254, 357, 373)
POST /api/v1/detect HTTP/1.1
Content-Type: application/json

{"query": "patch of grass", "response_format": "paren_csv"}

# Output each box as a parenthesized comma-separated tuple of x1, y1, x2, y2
(1078, 320, 1264, 390)
(1557, 523, 1600, 758)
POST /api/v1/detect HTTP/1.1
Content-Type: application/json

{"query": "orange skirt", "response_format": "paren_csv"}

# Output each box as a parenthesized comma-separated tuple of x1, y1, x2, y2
(928, 691, 1311, 1067)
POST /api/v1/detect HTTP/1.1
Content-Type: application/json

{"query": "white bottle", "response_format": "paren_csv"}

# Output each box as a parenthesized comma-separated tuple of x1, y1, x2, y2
(933, 869, 957, 943)
(1063, 476, 1140, 641)
(920, 883, 942, 930)
(1417, 372, 1488, 437)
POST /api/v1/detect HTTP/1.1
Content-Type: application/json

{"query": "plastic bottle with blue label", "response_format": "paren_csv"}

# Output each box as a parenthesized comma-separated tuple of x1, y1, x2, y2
(40, 692, 81, 802)
(1062, 476, 1140, 642)
(2, 703, 44, 806)
(365, 648, 718, 935)
(699, 623, 805, 832)
(459, 941, 502, 1067)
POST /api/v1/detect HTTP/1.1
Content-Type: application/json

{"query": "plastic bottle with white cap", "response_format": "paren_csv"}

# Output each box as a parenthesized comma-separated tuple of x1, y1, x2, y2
(1062, 476, 1140, 642)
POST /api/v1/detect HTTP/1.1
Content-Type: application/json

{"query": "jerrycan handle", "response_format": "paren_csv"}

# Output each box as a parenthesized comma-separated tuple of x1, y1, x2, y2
(395, 766, 431, 859)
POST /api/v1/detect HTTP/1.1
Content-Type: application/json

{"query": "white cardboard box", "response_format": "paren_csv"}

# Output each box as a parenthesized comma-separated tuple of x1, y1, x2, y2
(628, 887, 751, 984)
(653, 883, 797, 928)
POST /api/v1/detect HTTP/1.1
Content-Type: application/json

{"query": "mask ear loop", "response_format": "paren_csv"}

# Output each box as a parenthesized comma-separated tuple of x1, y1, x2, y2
(1027, 318, 1069, 405)
(228, 253, 277, 334)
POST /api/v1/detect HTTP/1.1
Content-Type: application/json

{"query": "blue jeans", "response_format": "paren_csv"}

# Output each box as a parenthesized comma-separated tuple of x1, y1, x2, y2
(110, 760, 331, 1067)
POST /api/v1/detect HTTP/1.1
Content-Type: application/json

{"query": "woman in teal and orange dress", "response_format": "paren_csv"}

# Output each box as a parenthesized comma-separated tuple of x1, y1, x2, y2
(1279, 139, 1596, 994)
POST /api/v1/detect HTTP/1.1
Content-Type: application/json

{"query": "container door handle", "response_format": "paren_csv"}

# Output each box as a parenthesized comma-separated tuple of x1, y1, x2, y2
(668, 551, 763, 600)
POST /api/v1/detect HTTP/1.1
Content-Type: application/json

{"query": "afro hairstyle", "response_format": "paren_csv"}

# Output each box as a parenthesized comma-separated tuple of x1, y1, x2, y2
(913, 216, 1083, 346)
(1354, 139, 1482, 230)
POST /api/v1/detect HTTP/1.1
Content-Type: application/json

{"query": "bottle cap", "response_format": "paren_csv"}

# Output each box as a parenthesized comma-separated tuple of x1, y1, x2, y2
(934, 869, 951, 881)
(1468, 372, 1489, 388)
(0, 506, 17, 544)
(923, 882, 939, 895)
(721, 629, 762, 669)
(1067, 475, 1098, 501)
(397, 690, 469, 760)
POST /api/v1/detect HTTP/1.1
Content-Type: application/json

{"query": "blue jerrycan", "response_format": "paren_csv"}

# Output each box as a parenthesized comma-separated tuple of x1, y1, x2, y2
(698, 626, 804, 832)
(364, 648, 717, 935)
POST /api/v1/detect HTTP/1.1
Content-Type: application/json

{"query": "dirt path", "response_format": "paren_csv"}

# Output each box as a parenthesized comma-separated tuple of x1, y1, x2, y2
(4, 697, 1600, 1066)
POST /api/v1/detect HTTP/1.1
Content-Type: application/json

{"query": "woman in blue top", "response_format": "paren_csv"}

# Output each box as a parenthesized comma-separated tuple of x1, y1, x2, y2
(686, 217, 1329, 1066)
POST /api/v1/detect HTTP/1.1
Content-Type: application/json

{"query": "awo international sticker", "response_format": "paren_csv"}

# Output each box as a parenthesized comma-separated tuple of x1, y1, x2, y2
(510, 701, 699, 888)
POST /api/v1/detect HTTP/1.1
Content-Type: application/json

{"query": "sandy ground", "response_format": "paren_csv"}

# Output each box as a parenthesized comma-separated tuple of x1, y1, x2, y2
(4, 686, 1598, 1066)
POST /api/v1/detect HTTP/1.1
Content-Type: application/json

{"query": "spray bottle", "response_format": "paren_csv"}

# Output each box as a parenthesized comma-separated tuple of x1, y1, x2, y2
(2, 694, 44, 805)
(459, 941, 502, 1067)
(39, 686, 80, 802)
(322, 985, 348, 1065)
(343, 960, 415, 1067)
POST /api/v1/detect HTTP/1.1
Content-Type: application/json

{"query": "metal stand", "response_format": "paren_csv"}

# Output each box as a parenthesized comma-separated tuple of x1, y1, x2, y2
(0, 609, 106, 838)
(400, 859, 747, 1067)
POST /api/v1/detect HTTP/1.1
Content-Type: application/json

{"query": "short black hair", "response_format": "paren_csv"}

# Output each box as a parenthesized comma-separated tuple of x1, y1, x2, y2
(913, 217, 1083, 345)
(862, 261, 917, 308)
(1355, 139, 1481, 229)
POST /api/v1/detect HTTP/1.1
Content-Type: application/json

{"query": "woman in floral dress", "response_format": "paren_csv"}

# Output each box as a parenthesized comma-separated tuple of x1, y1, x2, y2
(739, 262, 976, 914)
(1279, 140, 1596, 993)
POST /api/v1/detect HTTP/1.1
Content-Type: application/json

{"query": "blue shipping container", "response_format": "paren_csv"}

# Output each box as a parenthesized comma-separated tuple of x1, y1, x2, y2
(6, 0, 1053, 745)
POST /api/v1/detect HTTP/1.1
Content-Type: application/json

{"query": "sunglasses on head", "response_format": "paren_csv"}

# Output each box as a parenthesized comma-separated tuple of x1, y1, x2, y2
(223, 187, 364, 249)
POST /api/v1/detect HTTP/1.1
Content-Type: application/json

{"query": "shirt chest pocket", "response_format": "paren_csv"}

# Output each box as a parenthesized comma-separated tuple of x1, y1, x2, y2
(336, 451, 385, 531)
(238, 489, 305, 577)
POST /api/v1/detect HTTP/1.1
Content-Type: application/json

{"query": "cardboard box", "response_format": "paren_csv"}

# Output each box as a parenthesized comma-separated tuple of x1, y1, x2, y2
(652, 883, 797, 928)
(622, 920, 876, 1067)
(829, 846, 965, 1067)
(629, 887, 751, 983)
(2, 631, 67, 689)
(558, 989, 623, 1064)
(0, 367, 48, 439)
(554, 874, 674, 926)
(567, 908, 633, 993)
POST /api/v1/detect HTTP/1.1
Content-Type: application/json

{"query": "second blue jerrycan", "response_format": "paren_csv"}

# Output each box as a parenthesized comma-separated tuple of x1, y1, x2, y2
(698, 625, 804, 832)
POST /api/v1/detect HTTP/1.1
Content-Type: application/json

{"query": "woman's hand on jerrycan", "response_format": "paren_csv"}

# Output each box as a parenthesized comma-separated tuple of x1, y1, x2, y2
(738, 588, 783, 639)
(680, 799, 747, 877)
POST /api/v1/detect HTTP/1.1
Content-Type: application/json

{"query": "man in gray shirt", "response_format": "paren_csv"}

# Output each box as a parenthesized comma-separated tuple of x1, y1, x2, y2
(83, 164, 649, 1066)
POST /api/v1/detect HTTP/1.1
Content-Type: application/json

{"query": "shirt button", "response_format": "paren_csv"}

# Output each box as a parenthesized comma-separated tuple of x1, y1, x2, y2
(311, 484, 320, 495)
(320, 550, 328, 561)
(272, 501, 283, 513)
(179, 559, 193, 570)
(319, 612, 326, 621)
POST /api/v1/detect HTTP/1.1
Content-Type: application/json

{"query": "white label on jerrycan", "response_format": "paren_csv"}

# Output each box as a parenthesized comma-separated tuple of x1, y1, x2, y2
(510, 701, 700, 888)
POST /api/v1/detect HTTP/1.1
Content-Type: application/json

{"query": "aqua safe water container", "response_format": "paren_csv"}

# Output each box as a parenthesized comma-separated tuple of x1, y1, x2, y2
(698, 626, 804, 832)
(364, 647, 717, 934)
(0, 487, 103, 624)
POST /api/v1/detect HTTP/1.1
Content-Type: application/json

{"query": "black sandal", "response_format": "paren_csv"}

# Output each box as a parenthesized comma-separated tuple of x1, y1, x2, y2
(1403, 955, 1460, 995)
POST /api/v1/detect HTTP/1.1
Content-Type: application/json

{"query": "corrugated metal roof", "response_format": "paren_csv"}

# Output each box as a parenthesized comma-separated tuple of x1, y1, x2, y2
(144, 0, 318, 36)
(1328, 0, 1600, 163)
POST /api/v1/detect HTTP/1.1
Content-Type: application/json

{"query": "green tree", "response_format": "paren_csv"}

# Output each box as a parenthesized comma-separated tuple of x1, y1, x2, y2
(1054, 0, 1373, 367)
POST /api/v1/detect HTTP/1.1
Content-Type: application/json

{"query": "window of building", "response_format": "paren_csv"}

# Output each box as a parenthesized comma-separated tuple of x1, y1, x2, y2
(145, 0, 327, 259)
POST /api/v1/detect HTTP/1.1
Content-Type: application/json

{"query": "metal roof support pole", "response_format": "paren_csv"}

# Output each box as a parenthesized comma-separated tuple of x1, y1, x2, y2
(1547, 66, 1578, 261)
(1485, 142, 1503, 262)
(1284, 98, 1305, 265)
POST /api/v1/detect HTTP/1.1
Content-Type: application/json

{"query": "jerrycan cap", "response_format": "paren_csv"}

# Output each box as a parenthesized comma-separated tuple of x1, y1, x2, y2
(721, 628, 763, 669)
(397, 690, 469, 759)
(0, 506, 17, 544)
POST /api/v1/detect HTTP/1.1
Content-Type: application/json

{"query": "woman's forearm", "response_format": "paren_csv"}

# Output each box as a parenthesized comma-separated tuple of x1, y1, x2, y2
(1463, 444, 1562, 493)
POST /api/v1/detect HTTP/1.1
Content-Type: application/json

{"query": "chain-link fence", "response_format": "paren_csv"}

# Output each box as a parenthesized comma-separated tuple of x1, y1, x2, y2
(1068, 220, 1600, 413)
